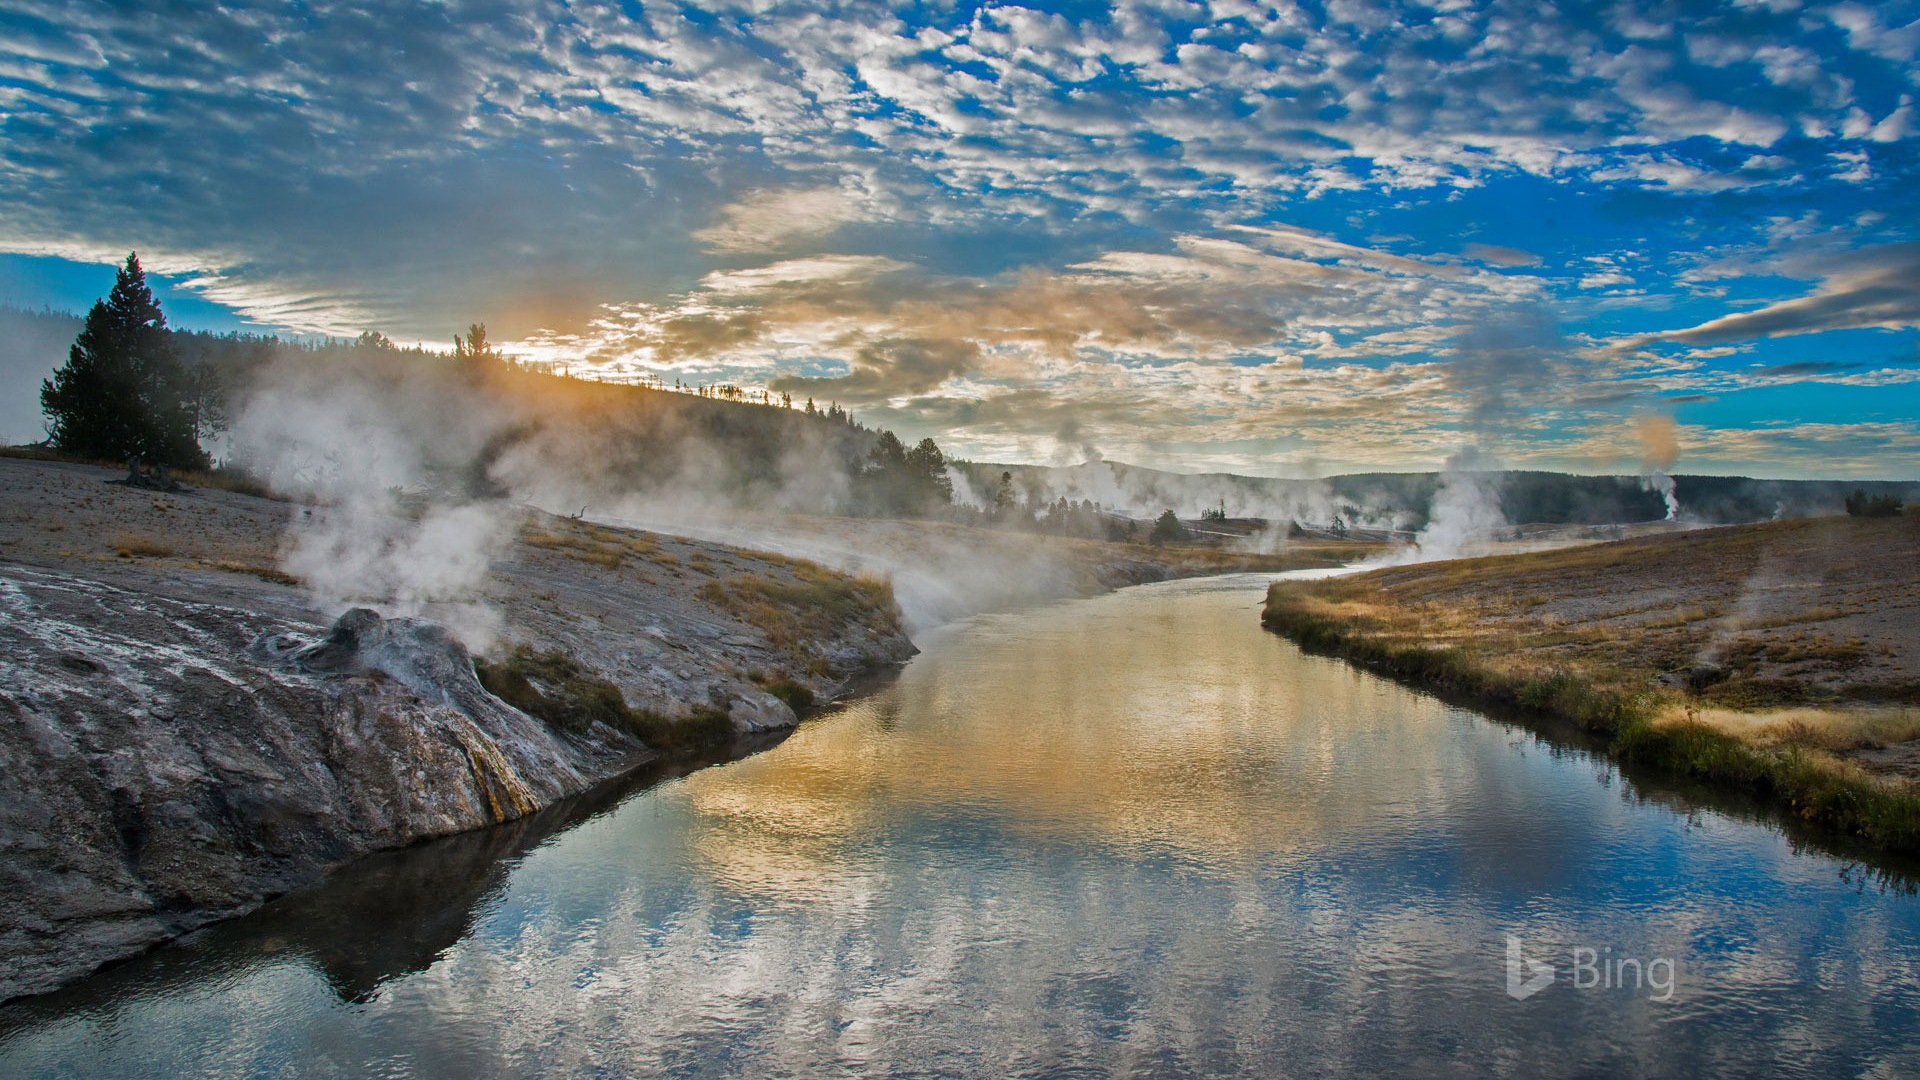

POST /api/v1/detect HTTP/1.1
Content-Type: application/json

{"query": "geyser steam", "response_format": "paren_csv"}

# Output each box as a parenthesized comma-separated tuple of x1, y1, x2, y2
(1637, 415, 1681, 522)
(231, 355, 520, 649)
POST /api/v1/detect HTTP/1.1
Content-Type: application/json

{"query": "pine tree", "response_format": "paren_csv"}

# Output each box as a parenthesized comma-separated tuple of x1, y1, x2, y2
(453, 322, 507, 374)
(905, 437, 953, 508)
(1150, 509, 1187, 544)
(40, 252, 208, 469)
(993, 471, 1017, 516)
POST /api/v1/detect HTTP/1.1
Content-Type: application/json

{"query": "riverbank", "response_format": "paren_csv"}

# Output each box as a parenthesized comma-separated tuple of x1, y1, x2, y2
(0, 453, 1380, 1002)
(1262, 513, 1920, 854)
(0, 456, 917, 1001)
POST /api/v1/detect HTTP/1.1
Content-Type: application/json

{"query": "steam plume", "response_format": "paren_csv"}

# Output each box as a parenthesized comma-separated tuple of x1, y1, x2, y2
(232, 356, 519, 649)
(1637, 414, 1681, 521)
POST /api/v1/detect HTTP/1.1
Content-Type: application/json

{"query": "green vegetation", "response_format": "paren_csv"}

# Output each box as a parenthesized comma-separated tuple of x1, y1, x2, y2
(854, 430, 955, 517)
(1149, 508, 1188, 544)
(473, 646, 732, 754)
(39, 253, 210, 470)
(756, 675, 816, 712)
(1614, 716, 1920, 852)
(1846, 489, 1905, 517)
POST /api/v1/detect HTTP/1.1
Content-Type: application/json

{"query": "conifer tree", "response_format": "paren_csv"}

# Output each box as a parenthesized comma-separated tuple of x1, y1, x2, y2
(40, 252, 208, 469)
(905, 437, 953, 507)
(1150, 508, 1188, 544)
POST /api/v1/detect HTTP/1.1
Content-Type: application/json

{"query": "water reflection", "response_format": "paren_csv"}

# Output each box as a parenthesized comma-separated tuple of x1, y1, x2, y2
(3, 574, 1918, 1078)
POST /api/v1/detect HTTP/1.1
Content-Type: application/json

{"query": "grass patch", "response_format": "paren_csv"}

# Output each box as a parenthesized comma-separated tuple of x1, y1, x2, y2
(204, 559, 301, 585)
(698, 564, 902, 656)
(1264, 581, 1920, 856)
(755, 674, 816, 712)
(521, 523, 636, 569)
(111, 533, 173, 558)
(1616, 718, 1920, 852)
(473, 646, 732, 754)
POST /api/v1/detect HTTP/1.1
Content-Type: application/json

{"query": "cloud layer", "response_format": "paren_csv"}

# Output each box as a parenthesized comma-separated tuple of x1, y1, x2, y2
(1, 1, 1916, 475)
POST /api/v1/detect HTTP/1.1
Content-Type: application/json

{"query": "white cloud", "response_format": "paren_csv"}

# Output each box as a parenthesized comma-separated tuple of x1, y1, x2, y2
(692, 186, 875, 254)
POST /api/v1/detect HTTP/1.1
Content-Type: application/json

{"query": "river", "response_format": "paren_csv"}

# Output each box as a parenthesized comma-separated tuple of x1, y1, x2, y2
(3, 572, 1918, 1077)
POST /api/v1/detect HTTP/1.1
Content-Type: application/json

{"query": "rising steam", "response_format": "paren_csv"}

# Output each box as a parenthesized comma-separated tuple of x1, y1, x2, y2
(231, 356, 520, 649)
(1637, 415, 1681, 522)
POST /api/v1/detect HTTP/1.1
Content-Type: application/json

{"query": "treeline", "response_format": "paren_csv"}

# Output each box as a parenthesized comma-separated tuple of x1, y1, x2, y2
(942, 468, 1138, 540)
(853, 431, 953, 518)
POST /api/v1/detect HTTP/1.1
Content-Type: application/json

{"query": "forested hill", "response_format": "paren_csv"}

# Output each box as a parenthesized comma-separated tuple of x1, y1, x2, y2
(0, 304, 930, 516)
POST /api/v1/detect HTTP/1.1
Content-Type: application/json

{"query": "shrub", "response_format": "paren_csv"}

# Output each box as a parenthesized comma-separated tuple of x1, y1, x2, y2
(759, 675, 816, 711)
(1149, 508, 1188, 544)
(1845, 489, 1904, 518)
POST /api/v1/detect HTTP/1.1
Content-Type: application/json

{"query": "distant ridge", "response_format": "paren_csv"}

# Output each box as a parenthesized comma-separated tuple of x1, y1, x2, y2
(956, 459, 1920, 528)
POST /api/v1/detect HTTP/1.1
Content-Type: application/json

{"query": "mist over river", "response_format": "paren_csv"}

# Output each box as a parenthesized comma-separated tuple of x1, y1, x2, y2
(3, 573, 1918, 1077)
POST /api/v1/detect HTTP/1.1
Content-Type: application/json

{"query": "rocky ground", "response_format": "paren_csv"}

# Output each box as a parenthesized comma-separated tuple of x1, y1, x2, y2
(0, 457, 915, 1001)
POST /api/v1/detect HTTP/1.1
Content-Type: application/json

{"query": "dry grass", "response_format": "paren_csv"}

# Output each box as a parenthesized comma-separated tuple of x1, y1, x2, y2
(1691, 705, 1920, 752)
(1262, 514, 1920, 854)
(521, 520, 663, 571)
(110, 533, 173, 558)
(698, 563, 902, 659)
(203, 559, 301, 586)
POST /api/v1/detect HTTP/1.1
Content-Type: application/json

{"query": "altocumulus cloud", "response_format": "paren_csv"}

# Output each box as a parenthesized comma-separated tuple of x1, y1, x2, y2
(0, 0, 1917, 475)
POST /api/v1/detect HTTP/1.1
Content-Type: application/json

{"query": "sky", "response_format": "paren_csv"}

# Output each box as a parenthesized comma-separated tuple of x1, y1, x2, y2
(2, 0, 1917, 478)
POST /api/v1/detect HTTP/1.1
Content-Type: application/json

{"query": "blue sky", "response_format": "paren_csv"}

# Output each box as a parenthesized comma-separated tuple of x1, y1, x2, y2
(2, 0, 1917, 477)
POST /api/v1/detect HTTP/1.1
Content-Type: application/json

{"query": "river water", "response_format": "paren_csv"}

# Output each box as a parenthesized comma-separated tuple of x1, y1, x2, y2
(3, 572, 1919, 1077)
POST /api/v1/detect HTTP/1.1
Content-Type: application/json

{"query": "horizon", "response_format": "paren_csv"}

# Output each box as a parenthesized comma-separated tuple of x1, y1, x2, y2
(5, 296, 1919, 482)
(2, 1, 1917, 479)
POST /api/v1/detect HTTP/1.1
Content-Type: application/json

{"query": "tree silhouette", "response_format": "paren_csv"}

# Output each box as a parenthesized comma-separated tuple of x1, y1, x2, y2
(453, 322, 506, 373)
(905, 437, 953, 507)
(1844, 489, 1903, 517)
(993, 470, 1017, 518)
(1149, 508, 1187, 544)
(40, 252, 208, 469)
(853, 431, 955, 517)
